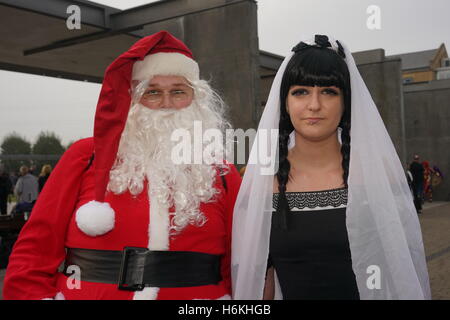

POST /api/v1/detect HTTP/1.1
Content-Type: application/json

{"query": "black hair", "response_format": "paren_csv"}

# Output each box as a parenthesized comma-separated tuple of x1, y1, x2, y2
(276, 44, 351, 227)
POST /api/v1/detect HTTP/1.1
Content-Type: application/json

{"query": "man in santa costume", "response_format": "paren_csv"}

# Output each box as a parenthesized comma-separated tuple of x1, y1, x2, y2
(3, 31, 241, 300)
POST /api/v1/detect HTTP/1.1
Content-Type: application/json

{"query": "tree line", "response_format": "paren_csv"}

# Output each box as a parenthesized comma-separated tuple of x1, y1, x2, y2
(0, 131, 73, 173)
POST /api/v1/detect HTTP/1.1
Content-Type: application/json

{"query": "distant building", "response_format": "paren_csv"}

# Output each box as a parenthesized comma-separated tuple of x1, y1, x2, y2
(388, 44, 449, 84)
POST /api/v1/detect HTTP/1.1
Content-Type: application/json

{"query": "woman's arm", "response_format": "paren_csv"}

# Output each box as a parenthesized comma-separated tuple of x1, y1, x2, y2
(263, 267, 275, 300)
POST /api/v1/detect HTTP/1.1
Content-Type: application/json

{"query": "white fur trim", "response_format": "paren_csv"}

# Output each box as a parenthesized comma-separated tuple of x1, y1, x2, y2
(148, 191, 170, 251)
(42, 292, 65, 300)
(133, 287, 159, 300)
(132, 183, 170, 300)
(132, 52, 199, 81)
(75, 200, 115, 237)
(54, 292, 66, 300)
(193, 294, 231, 300)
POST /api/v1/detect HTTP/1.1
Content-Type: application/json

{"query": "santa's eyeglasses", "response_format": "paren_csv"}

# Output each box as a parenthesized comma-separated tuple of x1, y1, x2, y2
(140, 88, 193, 106)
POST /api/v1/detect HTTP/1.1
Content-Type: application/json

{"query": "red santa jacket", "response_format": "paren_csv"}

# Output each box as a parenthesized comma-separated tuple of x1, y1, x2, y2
(3, 137, 241, 300)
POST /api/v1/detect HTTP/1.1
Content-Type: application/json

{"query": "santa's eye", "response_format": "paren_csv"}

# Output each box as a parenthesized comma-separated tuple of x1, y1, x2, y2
(144, 90, 160, 95)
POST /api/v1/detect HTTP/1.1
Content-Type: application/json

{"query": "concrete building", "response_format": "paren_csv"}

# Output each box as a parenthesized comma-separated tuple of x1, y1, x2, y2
(0, 0, 261, 132)
(353, 49, 406, 165)
(386, 44, 450, 201)
(259, 50, 283, 116)
(403, 79, 450, 201)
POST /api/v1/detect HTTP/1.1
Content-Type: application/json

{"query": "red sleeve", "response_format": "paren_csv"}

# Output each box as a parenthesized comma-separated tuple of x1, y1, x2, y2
(220, 164, 242, 294)
(2, 138, 94, 300)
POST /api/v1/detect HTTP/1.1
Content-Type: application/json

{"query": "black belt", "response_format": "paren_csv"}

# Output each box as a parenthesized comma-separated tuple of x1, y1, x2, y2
(63, 247, 222, 291)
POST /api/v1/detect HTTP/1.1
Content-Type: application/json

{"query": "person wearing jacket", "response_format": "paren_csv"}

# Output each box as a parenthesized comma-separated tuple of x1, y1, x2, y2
(14, 165, 38, 204)
(3, 31, 241, 300)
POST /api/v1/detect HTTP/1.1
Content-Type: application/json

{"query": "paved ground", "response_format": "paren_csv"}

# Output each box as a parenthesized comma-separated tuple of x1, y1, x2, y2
(419, 201, 450, 300)
(1, 201, 449, 300)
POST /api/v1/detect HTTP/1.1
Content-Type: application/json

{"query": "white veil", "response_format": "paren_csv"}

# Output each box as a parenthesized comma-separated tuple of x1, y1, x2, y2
(231, 36, 431, 300)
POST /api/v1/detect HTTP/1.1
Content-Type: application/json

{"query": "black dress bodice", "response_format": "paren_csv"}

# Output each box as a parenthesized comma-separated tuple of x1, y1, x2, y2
(270, 188, 360, 300)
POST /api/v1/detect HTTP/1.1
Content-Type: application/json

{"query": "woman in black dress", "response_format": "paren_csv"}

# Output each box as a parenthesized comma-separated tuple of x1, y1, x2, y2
(231, 35, 430, 300)
(265, 39, 357, 299)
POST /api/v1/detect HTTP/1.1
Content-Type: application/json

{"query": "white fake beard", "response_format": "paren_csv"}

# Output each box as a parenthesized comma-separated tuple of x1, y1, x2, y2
(108, 100, 229, 233)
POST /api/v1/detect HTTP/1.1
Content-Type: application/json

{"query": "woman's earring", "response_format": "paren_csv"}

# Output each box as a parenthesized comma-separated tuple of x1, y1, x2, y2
(337, 127, 343, 144)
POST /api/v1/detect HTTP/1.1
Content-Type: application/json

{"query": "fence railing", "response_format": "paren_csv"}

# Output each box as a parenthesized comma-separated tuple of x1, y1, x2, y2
(0, 154, 61, 160)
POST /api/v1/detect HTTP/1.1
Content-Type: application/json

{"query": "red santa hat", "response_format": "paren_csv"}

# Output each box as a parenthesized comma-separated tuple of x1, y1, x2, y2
(76, 31, 199, 237)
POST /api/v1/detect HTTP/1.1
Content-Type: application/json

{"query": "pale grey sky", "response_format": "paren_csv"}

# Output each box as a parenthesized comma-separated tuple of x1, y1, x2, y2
(1, 0, 449, 146)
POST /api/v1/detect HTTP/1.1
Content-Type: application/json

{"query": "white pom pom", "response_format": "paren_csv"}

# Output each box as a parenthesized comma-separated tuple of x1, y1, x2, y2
(75, 200, 115, 237)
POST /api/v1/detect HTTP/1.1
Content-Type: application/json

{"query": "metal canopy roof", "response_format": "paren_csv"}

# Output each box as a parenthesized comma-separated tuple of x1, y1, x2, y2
(0, 0, 248, 83)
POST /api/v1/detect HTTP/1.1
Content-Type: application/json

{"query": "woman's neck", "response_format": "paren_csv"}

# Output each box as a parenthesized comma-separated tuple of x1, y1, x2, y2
(289, 131, 342, 171)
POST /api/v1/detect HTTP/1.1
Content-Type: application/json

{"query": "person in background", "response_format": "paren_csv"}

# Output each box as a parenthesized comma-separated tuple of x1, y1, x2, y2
(422, 161, 434, 203)
(0, 165, 13, 215)
(14, 165, 38, 206)
(409, 155, 424, 213)
(29, 165, 37, 177)
(38, 164, 52, 193)
(406, 163, 414, 197)
(431, 165, 443, 194)
(9, 171, 18, 189)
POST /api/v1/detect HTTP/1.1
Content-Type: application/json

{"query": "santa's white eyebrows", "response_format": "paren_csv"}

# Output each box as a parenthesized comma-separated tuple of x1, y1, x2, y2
(148, 83, 189, 88)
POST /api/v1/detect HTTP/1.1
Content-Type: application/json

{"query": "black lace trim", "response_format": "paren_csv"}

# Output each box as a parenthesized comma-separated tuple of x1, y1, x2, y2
(273, 188, 348, 211)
